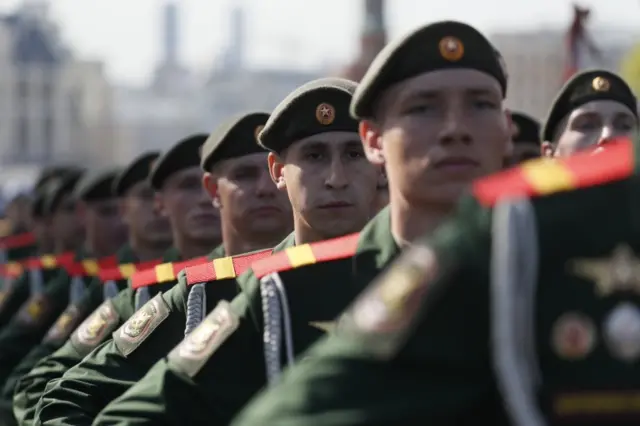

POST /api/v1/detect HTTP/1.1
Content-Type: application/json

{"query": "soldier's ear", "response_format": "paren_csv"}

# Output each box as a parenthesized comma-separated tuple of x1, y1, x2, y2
(268, 152, 286, 191)
(360, 120, 385, 166)
(202, 173, 221, 209)
(541, 141, 555, 157)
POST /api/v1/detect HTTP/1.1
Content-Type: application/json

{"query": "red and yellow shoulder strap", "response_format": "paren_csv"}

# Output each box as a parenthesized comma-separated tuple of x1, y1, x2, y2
(98, 259, 163, 283)
(185, 249, 272, 286)
(24, 251, 76, 270)
(0, 232, 35, 250)
(130, 256, 208, 289)
(473, 139, 633, 207)
(62, 255, 119, 278)
(0, 262, 24, 278)
(251, 232, 360, 279)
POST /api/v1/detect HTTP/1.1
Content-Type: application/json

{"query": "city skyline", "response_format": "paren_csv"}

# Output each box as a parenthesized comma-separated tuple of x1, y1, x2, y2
(0, 0, 638, 86)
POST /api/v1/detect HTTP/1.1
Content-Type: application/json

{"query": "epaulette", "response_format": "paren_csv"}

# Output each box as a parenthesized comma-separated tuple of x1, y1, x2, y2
(63, 255, 119, 277)
(24, 251, 76, 270)
(98, 259, 163, 282)
(251, 233, 360, 279)
(0, 232, 35, 249)
(0, 262, 23, 278)
(185, 249, 272, 285)
(473, 139, 633, 207)
(130, 256, 208, 289)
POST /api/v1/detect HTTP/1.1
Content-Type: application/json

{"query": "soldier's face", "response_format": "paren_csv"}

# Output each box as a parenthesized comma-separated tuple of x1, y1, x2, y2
(206, 153, 292, 243)
(273, 132, 377, 240)
(51, 195, 83, 249)
(550, 100, 637, 157)
(505, 142, 540, 167)
(84, 199, 127, 249)
(160, 167, 221, 244)
(33, 217, 53, 252)
(121, 182, 172, 246)
(361, 69, 511, 208)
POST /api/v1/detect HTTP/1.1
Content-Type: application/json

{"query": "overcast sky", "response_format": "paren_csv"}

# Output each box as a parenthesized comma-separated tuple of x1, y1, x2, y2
(0, 0, 637, 85)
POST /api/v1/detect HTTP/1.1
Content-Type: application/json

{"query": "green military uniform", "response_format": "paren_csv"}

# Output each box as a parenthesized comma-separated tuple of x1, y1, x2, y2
(0, 171, 90, 386)
(8, 151, 164, 425)
(0, 176, 79, 330)
(91, 78, 395, 425)
(0, 168, 85, 331)
(35, 113, 288, 424)
(34, 133, 224, 424)
(14, 246, 183, 426)
(231, 137, 640, 425)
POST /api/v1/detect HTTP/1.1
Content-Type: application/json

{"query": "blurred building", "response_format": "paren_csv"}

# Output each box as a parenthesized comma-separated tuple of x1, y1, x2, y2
(491, 29, 634, 121)
(113, 0, 206, 161)
(200, 4, 321, 130)
(340, 0, 386, 82)
(0, 0, 117, 178)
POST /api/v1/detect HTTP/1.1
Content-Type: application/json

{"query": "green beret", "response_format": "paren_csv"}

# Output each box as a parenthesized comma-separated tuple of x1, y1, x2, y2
(113, 151, 161, 196)
(73, 167, 121, 202)
(511, 112, 541, 145)
(541, 69, 637, 142)
(44, 171, 85, 215)
(32, 180, 59, 218)
(258, 77, 358, 154)
(150, 133, 208, 190)
(201, 112, 269, 172)
(34, 165, 85, 191)
(351, 20, 507, 119)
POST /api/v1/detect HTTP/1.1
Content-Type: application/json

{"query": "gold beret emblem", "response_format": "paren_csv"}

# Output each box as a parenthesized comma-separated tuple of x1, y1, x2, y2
(315, 103, 335, 125)
(592, 76, 610, 92)
(439, 36, 464, 62)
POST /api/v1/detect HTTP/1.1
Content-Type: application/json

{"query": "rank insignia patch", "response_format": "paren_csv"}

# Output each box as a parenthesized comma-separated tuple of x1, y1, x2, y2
(351, 245, 437, 334)
(169, 300, 239, 377)
(439, 36, 464, 62)
(568, 244, 640, 296)
(71, 300, 118, 355)
(552, 312, 596, 360)
(315, 103, 335, 125)
(44, 304, 81, 343)
(16, 294, 52, 326)
(114, 293, 170, 357)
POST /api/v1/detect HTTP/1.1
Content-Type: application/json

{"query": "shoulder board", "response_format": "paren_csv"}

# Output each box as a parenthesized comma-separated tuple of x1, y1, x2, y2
(98, 259, 162, 282)
(0, 262, 23, 278)
(24, 252, 75, 270)
(252, 233, 360, 279)
(0, 232, 35, 249)
(185, 249, 272, 286)
(472, 139, 633, 207)
(63, 255, 119, 277)
(130, 256, 208, 289)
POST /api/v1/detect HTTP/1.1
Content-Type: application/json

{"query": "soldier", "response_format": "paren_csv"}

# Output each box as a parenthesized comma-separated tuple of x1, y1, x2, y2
(504, 112, 541, 166)
(0, 171, 85, 330)
(35, 114, 297, 424)
(93, 20, 512, 425)
(232, 136, 639, 425)
(7, 152, 174, 426)
(0, 168, 126, 388)
(541, 69, 637, 158)
(0, 167, 82, 326)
